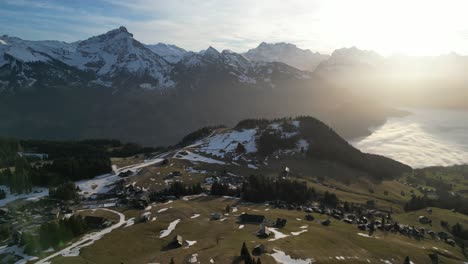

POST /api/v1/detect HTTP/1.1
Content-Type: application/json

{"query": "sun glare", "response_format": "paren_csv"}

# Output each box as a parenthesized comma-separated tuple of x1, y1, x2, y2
(316, 0, 467, 56)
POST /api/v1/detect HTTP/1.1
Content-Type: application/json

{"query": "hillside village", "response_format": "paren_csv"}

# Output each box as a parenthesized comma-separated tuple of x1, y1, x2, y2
(0, 118, 467, 263)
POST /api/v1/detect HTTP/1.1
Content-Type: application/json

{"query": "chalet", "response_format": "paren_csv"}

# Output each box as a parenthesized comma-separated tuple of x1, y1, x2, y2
(446, 238, 456, 246)
(171, 235, 184, 248)
(84, 216, 107, 229)
(239, 213, 265, 224)
(257, 225, 271, 238)
(252, 244, 266, 255)
(210, 212, 222, 220)
(438, 231, 451, 240)
(429, 253, 439, 264)
(305, 214, 314, 221)
(275, 218, 287, 227)
(321, 219, 331, 226)
(418, 216, 431, 224)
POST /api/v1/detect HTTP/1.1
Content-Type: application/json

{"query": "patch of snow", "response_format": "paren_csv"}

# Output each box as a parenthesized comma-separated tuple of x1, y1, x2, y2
(76, 174, 120, 198)
(186, 167, 208, 174)
(270, 249, 315, 264)
(190, 214, 201, 219)
(239, 225, 245, 229)
(0, 245, 39, 264)
(188, 253, 199, 263)
(269, 228, 290, 241)
(159, 219, 181, 238)
(291, 230, 307, 236)
(125, 217, 135, 228)
(157, 208, 169, 213)
(248, 164, 258, 169)
(0, 185, 48, 207)
(232, 207, 238, 212)
(198, 129, 258, 158)
(174, 151, 226, 165)
(185, 240, 197, 248)
(357, 233, 378, 238)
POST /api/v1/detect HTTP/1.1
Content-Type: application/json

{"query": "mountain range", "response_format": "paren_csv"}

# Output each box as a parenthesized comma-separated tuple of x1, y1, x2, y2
(1, 26, 466, 145)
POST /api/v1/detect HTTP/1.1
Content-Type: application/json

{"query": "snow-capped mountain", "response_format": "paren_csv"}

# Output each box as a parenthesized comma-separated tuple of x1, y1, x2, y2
(315, 46, 383, 72)
(0, 27, 314, 93)
(145, 43, 186, 64)
(0, 27, 176, 91)
(174, 46, 310, 88)
(65, 26, 175, 89)
(244, 42, 329, 72)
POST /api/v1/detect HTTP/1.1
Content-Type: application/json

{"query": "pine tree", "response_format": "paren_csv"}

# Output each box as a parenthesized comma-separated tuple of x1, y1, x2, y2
(404, 256, 411, 264)
(240, 242, 252, 264)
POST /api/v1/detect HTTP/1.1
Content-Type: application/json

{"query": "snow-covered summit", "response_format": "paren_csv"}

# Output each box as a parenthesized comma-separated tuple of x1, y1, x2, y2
(244, 42, 329, 72)
(67, 27, 174, 88)
(145, 43, 186, 64)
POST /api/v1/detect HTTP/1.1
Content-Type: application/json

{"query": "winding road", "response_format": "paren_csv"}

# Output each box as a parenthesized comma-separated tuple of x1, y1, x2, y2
(35, 208, 126, 264)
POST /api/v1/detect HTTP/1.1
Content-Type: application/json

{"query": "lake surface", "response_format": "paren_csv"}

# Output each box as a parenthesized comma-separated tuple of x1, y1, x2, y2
(352, 108, 468, 168)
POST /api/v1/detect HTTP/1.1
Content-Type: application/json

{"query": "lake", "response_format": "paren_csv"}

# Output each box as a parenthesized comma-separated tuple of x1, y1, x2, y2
(352, 108, 468, 168)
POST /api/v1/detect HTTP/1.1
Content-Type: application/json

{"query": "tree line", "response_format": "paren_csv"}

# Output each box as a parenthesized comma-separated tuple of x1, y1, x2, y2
(242, 175, 317, 204)
(21, 215, 88, 254)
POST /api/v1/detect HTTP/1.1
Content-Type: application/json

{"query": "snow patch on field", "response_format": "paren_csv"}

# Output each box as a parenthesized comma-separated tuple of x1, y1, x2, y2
(248, 164, 258, 169)
(198, 129, 258, 158)
(270, 249, 315, 264)
(269, 228, 289, 241)
(174, 151, 225, 164)
(188, 253, 199, 263)
(0, 185, 48, 207)
(0, 245, 38, 264)
(239, 225, 244, 229)
(357, 233, 378, 238)
(124, 218, 135, 228)
(158, 208, 169, 213)
(185, 240, 197, 248)
(291, 230, 307, 236)
(76, 174, 120, 198)
(190, 214, 200, 219)
(160, 219, 181, 238)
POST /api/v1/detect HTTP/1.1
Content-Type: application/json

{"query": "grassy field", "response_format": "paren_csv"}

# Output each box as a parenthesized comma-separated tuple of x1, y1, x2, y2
(394, 208, 468, 234)
(48, 197, 467, 264)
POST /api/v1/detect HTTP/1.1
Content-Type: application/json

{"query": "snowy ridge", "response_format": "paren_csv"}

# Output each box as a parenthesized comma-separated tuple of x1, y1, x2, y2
(146, 43, 187, 63)
(1, 27, 313, 92)
(172, 120, 309, 166)
(177, 46, 310, 86)
(244, 42, 329, 72)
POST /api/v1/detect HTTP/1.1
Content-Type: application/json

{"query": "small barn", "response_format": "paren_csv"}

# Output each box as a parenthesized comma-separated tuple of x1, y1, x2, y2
(171, 235, 184, 248)
(239, 213, 265, 224)
(84, 216, 107, 229)
(252, 244, 266, 255)
(257, 225, 271, 238)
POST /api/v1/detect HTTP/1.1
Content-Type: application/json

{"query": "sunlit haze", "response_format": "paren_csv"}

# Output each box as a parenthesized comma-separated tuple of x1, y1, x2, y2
(1, 0, 468, 55)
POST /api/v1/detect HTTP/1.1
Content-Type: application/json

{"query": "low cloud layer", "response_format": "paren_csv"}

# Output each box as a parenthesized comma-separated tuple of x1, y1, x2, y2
(353, 108, 468, 168)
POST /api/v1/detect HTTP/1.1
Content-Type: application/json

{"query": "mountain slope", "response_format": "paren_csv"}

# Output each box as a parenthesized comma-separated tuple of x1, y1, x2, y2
(178, 117, 411, 179)
(145, 43, 187, 63)
(244, 42, 329, 71)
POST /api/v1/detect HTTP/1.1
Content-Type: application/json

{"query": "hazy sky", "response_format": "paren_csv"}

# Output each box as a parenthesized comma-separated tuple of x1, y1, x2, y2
(1, 0, 468, 55)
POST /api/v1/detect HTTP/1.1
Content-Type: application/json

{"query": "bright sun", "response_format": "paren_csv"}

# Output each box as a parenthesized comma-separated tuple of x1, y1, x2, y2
(315, 0, 467, 56)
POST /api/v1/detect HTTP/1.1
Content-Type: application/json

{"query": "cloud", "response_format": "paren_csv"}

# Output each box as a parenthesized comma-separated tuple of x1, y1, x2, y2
(2, 0, 468, 55)
(353, 109, 468, 168)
